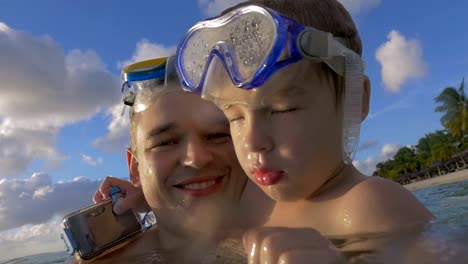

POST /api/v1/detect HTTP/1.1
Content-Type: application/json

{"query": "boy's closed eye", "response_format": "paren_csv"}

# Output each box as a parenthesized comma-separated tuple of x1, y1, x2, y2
(223, 107, 245, 123)
(271, 107, 300, 115)
(227, 115, 245, 123)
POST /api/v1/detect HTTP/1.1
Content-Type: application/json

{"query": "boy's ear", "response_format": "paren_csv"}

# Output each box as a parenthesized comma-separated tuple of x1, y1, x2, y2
(361, 76, 371, 121)
(126, 148, 141, 187)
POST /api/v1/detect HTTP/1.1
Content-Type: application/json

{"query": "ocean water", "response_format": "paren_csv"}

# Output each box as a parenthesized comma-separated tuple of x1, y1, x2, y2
(412, 179, 468, 228)
(0, 251, 73, 264)
(2, 180, 468, 264)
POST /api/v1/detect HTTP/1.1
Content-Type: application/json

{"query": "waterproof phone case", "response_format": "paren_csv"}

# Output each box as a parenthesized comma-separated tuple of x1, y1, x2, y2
(61, 198, 144, 260)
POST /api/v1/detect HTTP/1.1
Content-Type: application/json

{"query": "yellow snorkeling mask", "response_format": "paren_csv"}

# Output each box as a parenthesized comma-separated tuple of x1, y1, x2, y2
(121, 55, 180, 113)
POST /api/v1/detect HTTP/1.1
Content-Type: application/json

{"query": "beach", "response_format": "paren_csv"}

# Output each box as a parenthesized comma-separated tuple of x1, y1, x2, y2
(404, 169, 468, 191)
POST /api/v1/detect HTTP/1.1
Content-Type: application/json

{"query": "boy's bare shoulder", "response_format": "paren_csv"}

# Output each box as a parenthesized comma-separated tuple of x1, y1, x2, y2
(339, 176, 434, 233)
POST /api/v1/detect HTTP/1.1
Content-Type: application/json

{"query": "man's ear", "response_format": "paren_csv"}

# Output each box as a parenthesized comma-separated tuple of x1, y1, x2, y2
(361, 75, 371, 121)
(126, 148, 141, 187)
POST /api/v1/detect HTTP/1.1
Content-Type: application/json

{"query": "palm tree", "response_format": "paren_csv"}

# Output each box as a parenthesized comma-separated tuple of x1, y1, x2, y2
(416, 135, 433, 167)
(435, 78, 468, 148)
(395, 146, 420, 173)
(430, 130, 457, 162)
(375, 160, 400, 180)
(374, 160, 393, 177)
(416, 131, 457, 165)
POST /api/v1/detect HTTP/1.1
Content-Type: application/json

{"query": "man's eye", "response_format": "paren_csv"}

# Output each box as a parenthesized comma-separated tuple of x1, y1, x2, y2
(206, 133, 232, 144)
(158, 140, 178, 146)
(150, 139, 179, 150)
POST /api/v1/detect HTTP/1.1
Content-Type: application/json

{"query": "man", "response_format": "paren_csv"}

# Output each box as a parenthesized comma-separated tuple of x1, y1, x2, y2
(91, 56, 273, 263)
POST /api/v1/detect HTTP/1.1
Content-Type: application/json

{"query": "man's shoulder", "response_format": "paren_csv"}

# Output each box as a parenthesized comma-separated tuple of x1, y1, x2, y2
(91, 227, 161, 263)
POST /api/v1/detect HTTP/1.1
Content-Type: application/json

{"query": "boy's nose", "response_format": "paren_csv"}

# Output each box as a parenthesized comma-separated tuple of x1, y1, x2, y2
(242, 119, 273, 154)
(181, 138, 214, 169)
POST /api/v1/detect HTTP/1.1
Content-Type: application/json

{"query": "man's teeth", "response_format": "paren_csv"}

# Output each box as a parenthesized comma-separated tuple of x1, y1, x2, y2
(182, 180, 217, 190)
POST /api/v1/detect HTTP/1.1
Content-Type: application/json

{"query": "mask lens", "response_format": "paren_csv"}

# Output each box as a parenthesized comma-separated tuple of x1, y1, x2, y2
(177, 6, 277, 90)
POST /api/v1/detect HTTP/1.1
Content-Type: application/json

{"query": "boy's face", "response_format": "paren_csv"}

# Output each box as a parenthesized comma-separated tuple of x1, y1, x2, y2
(129, 92, 247, 236)
(222, 62, 345, 201)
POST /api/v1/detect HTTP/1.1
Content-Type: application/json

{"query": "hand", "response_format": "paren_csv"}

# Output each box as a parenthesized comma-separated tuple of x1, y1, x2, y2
(93, 176, 150, 214)
(242, 227, 345, 264)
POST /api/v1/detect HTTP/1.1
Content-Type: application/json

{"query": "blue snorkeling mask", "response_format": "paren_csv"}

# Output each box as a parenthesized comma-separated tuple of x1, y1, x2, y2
(176, 5, 365, 163)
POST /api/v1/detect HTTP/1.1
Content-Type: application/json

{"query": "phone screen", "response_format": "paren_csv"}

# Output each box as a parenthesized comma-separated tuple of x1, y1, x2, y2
(66, 201, 142, 258)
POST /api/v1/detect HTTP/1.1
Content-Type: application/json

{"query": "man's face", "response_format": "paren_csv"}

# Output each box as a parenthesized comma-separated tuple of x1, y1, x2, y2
(130, 92, 247, 237)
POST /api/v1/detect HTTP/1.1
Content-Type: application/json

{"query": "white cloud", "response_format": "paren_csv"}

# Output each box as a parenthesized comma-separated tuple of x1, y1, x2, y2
(93, 103, 130, 153)
(0, 172, 100, 232)
(338, 0, 381, 15)
(0, 22, 121, 177)
(32, 185, 54, 199)
(81, 154, 103, 167)
(0, 124, 61, 176)
(0, 217, 66, 261)
(43, 153, 70, 172)
(0, 22, 11, 33)
(375, 30, 427, 93)
(359, 139, 379, 150)
(354, 143, 401, 175)
(381, 144, 401, 160)
(117, 39, 176, 69)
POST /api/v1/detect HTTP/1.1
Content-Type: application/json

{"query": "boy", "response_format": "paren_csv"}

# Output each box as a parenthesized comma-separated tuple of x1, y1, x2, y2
(176, 0, 433, 262)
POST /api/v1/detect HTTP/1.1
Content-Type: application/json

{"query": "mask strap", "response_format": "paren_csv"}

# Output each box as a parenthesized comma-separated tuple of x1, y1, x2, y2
(120, 81, 135, 116)
(342, 53, 363, 164)
(298, 28, 363, 163)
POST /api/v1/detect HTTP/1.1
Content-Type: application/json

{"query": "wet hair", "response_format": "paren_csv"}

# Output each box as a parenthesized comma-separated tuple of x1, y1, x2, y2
(223, 0, 363, 107)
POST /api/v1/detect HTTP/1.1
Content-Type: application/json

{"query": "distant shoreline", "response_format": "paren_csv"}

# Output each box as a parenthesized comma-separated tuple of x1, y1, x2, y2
(404, 169, 468, 191)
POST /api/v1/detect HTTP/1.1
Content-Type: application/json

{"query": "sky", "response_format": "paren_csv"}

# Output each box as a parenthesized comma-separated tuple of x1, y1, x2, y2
(0, 0, 467, 260)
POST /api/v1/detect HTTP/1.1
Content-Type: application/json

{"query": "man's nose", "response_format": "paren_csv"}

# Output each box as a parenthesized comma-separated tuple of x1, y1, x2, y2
(181, 138, 214, 169)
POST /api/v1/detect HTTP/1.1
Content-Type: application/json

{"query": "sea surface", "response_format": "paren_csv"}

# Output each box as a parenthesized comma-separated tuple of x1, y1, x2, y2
(2, 180, 467, 263)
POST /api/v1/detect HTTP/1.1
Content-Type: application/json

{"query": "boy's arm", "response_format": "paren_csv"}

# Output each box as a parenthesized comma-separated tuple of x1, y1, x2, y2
(243, 227, 346, 264)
